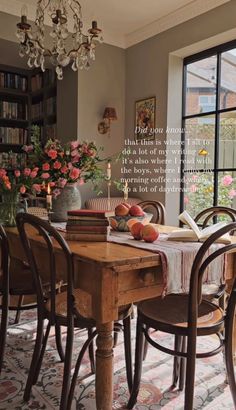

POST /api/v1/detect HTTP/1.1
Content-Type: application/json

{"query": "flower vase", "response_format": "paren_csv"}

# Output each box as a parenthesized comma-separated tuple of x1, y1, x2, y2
(51, 183, 82, 222)
(0, 192, 20, 227)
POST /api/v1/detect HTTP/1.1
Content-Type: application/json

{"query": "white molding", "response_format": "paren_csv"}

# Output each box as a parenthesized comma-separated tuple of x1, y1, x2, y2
(0, 0, 231, 49)
(125, 0, 231, 48)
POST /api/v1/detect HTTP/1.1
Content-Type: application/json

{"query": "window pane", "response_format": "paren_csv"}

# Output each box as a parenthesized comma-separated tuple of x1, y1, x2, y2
(184, 117, 215, 171)
(219, 111, 236, 169)
(185, 56, 217, 116)
(183, 172, 214, 217)
(218, 171, 236, 209)
(220, 49, 236, 109)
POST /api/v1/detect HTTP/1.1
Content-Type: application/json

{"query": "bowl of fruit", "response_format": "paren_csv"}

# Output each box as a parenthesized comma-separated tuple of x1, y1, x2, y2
(109, 203, 153, 232)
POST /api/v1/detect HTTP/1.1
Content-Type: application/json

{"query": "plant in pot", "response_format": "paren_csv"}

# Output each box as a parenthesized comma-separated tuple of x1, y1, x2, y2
(24, 133, 106, 221)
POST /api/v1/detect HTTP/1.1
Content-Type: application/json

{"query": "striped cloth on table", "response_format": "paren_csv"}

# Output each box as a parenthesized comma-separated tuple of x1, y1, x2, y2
(108, 232, 226, 296)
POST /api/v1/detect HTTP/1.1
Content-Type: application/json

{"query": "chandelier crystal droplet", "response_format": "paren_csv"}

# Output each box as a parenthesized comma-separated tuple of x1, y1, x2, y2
(16, 0, 103, 80)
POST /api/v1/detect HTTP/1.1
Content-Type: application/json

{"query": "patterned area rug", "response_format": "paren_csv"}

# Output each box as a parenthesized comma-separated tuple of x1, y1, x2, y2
(0, 310, 235, 410)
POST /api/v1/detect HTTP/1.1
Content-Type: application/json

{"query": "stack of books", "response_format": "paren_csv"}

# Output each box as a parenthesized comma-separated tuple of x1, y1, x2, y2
(65, 209, 114, 241)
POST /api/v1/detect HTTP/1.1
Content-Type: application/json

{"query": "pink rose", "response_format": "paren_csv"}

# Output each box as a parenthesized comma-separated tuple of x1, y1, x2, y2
(70, 140, 79, 150)
(33, 167, 39, 173)
(42, 163, 50, 171)
(71, 149, 79, 157)
(222, 175, 233, 186)
(0, 169, 6, 178)
(229, 189, 236, 199)
(184, 196, 189, 204)
(49, 182, 56, 187)
(32, 184, 41, 193)
(71, 155, 80, 164)
(14, 170, 21, 178)
(69, 167, 80, 180)
(61, 166, 68, 174)
(23, 168, 31, 177)
(47, 149, 57, 160)
(58, 178, 67, 188)
(20, 185, 26, 194)
(41, 172, 50, 179)
(190, 184, 197, 193)
(30, 171, 38, 179)
(53, 161, 62, 170)
(68, 162, 73, 169)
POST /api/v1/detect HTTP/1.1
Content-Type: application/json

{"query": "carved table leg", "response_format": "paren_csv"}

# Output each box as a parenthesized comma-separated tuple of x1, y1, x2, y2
(96, 321, 114, 410)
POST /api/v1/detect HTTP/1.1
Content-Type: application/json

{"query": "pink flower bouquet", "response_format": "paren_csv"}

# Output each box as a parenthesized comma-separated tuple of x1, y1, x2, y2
(24, 138, 104, 197)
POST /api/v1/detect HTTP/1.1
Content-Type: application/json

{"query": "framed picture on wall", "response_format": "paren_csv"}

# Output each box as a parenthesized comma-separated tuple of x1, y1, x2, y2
(135, 96, 156, 140)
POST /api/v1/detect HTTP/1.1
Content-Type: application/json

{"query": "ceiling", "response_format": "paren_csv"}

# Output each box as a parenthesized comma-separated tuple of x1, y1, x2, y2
(0, 0, 230, 48)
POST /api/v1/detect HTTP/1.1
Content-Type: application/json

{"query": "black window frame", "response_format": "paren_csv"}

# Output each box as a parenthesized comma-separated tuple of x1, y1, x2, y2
(180, 39, 236, 212)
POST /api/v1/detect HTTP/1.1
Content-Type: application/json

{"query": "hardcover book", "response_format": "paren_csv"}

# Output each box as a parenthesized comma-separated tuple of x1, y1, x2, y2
(168, 210, 231, 244)
(67, 209, 115, 219)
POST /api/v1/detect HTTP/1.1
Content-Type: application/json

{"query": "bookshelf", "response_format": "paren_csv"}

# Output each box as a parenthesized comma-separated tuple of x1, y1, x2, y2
(0, 64, 57, 168)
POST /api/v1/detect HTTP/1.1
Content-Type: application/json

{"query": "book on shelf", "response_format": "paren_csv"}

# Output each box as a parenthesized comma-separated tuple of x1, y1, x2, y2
(32, 101, 43, 119)
(67, 209, 115, 219)
(0, 127, 27, 144)
(0, 72, 27, 92)
(31, 73, 43, 92)
(0, 100, 27, 120)
(65, 232, 108, 242)
(167, 210, 231, 244)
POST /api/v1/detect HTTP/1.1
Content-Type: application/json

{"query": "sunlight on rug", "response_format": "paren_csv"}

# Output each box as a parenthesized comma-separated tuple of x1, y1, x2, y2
(0, 310, 235, 410)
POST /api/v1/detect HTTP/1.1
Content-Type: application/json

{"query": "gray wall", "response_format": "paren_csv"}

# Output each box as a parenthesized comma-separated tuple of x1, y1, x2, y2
(126, 0, 236, 211)
(77, 43, 126, 205)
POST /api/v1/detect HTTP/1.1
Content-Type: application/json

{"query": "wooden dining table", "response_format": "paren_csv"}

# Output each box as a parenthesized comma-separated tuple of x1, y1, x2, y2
(5, 224, 236, 410)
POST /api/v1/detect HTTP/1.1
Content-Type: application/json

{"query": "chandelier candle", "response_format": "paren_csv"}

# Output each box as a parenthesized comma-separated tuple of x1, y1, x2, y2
(46, 184, 52, 212)
(16, 0, 103, 79)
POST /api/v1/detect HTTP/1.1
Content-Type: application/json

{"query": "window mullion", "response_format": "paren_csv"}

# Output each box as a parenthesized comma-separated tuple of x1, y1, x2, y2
(214, 52, 221, 206)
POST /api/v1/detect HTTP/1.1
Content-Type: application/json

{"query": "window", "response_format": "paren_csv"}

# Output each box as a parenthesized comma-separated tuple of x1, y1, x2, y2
(181, 40, 236, 217)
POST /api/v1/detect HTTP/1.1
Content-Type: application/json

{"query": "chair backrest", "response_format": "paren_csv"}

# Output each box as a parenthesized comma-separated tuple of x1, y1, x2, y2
(194, 206, 236, 229)
(16, 213, 74, 326)
(27, 207, 49, 220)
(188, 222, 236, 327)
(137, 201, 166, 224)
(0, 225, 9, 295)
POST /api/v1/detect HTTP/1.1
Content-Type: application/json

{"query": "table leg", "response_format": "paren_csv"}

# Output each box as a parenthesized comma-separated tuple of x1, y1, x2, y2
(96, 321, 114, 410)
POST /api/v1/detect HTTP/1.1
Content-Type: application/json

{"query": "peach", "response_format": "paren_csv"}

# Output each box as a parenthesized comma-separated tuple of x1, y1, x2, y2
(129, 205, 144, 217)
(141, 224, 159, 243)
(130, 222, 144, 240)
(121, 202, 131, 209)
(115, 203, 130, 216)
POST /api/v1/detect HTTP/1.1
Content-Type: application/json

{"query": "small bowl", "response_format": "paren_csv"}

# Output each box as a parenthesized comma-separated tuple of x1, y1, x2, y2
(109, 213, 153, 232)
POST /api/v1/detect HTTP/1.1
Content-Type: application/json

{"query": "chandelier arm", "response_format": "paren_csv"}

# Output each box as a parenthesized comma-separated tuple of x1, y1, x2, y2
(67, 42, 88, 57)
(38, 0, 51, 13)
(69, 3, 82, 34)
(67, 35, 97, 57)
(23, 36, 53, 57)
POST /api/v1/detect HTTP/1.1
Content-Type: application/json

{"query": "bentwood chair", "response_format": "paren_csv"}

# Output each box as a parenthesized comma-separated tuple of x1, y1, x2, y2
(138, 201, 166, 224)
(16, 213, 133, 410)
(195, 206, 236, 229)
(127, 223, 236, 410)
(194, 206, 236, 305)
(0, 225, 39, 374)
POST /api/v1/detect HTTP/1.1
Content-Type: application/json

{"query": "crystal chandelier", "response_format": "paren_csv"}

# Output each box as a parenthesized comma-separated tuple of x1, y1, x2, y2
(16, 0, 103, 80)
